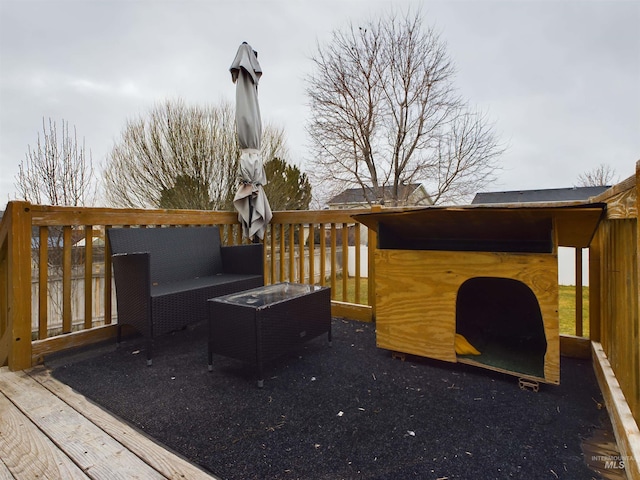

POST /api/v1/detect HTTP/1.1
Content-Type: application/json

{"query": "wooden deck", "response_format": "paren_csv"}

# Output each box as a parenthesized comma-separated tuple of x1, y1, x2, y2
(0, 366, 217, 479)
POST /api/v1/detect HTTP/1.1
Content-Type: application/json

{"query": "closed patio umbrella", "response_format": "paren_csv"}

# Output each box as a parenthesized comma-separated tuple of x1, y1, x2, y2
(230, 42, 272, 241)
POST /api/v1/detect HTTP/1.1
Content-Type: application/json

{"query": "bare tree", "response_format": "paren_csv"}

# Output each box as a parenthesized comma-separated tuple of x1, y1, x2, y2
(306, 9, 503, 205)
(15, 117, 95, 206)
(575, 163, 618, 187)
(103, 99, 289, 210)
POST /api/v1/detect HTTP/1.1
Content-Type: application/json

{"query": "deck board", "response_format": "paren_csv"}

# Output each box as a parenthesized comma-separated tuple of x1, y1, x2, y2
(28, 366, 217, 480)
(0, 367, 217, 480)
(0, 391, 89, 479)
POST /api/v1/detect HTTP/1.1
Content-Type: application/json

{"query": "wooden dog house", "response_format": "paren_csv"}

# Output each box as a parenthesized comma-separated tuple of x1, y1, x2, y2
(354, 203, 605, 385)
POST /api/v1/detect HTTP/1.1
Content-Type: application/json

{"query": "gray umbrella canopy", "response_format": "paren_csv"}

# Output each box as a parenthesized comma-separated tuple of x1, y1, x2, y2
(230, 42, 272, 241)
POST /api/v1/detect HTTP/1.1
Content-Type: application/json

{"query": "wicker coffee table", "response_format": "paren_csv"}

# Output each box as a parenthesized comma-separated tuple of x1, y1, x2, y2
(207, 282, 332, 387)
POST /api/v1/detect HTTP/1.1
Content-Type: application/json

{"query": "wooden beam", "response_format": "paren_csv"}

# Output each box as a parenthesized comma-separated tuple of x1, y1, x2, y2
(331, 301, 372, 322)
(592, 342, 640, 480)
(589, 231, 602, 342)
(31, 324, 136, 365)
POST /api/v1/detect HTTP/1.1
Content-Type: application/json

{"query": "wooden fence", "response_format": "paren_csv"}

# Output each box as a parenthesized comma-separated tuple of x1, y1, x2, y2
(589, 161, 640, 477)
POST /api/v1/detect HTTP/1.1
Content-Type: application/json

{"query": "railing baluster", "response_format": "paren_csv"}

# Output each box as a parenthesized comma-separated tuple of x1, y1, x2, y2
(342, 223, 348, 302)
(330, 224, 337, 298)
(104, 225, 113, 326)
(279, 223, 285, 283)
(354, 223, 361, 304)
(298, 224, 304, 283)
(38, 227, 49, 339)
(84, 226, 93, 330)
(62, 226, 72, 334)
(309, 224, 315, 285)
(319, 224, 326, 287)
(288, 224, 295, 282)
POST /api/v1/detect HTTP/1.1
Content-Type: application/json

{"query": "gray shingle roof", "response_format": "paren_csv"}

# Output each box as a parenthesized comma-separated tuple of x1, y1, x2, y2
(328, 184, 426, 205)
(471, 186, 610, 204)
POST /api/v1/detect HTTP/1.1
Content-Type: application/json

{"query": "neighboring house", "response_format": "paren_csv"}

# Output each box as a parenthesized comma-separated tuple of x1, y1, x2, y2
(471, 186, 610, 205)
(327, 183, 433, 209)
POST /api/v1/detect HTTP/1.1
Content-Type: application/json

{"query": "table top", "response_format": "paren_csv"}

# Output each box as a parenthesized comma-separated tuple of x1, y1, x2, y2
(211, 282, 328, 308)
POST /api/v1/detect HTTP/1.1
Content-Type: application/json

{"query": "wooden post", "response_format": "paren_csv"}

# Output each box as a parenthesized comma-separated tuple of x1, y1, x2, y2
(575, 247, 583, 336)
(588, 231, 601, 342)
(368, 205, 381, 322)
(6, 202, 33, 370)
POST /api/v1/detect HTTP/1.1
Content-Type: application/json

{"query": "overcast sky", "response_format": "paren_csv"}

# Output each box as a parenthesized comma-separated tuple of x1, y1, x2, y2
(1, 0, 639, 209)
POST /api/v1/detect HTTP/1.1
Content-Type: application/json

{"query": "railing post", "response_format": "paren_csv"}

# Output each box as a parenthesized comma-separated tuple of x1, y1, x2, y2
(368, 205, 381, 322)
(5, 201, 33, 370)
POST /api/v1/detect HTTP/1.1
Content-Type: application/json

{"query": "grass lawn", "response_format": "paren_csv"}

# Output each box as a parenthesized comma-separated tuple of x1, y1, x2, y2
(559, 285, 589, 337)
(333, 278, 589, 338)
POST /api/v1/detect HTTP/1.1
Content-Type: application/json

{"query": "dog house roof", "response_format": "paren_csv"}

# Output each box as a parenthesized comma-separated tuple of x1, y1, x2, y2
(352, 202, 606, 249)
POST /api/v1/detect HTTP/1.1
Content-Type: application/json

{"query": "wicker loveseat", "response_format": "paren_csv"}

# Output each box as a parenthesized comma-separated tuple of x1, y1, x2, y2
(107, 226, 264, 364)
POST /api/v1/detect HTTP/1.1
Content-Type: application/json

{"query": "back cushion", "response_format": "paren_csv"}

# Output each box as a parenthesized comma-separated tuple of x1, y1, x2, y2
(107, 227, 223, 284)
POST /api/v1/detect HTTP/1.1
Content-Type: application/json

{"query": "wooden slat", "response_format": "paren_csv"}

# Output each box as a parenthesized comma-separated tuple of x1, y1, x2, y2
(319, 224, 326, 286)
(308, 224, 315, 285)
(298, 224, 304, 283)
(354, 225, 361, 303)
(575, 247, 583, 336)
(0, 368, 166, 480)
(330, 224, 337, 297)
(0, 390, 89, 479)
(29, 367, 217, 480)
(62, 226, 72, 333)
(84, 226, 93, 330)
(38, 227, 49, 340)
(288, 224, 295, 282)
(279, 224, 285, 283)
(103, 225, 112, 325)
(341, 224, 348, 302)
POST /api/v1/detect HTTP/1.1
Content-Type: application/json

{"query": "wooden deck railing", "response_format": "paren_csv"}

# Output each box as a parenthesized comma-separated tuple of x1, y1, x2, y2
(2, 168, 639, 475)
(0, 203, 377, 371)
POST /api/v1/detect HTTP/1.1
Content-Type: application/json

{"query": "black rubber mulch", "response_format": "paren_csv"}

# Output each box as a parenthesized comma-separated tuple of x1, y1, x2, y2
(50, 318, 607, 480)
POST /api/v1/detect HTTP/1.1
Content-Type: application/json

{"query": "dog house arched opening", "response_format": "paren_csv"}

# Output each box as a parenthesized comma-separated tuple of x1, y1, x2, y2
(456, 277, 547, 379)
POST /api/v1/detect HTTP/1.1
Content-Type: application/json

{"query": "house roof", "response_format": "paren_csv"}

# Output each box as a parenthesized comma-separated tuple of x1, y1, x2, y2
(471, 186, 610, 205)
(328, 184, 430, 206)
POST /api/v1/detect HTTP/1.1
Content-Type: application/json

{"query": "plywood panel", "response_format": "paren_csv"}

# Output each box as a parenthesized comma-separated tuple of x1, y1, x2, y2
(375, 250, 458, 362)
(375, 249, 559, 383)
